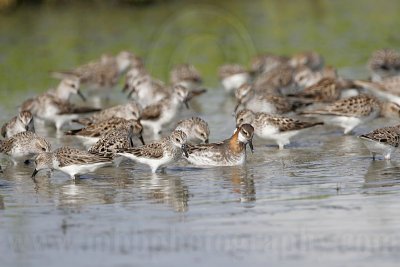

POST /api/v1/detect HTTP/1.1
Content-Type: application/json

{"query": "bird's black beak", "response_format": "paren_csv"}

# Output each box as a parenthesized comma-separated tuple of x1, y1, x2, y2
(77, 90, 86, 102)
(184, 99, 190, 109)
(127, 88, 134, 99)
(31, 169, 39, 178)
(205, 139, 209, 144)
(129, 136, 134, 147)
(234, 102, 240, 113)
(139, 134, 145, 145)
(122, 83, 129, 92)
(181, 144, 189, 158)
(248, 140, 254, 153)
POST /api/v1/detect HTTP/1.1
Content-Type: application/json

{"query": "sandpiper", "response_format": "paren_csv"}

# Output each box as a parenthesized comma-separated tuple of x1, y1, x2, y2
(170, 63, 202, 90)
(253, 64, 297, 96)
(140, 84, 190, 136)
(20, 93, 100, 130)
(289, 51, 324, 71)
(52, 51, 143, 91)
(66, 118, 144, 147)
(218, 64, 251, 94)
(234, 83, 294, 114)
(21, 77, 85, 113)
(236, 109, 323, 149)
(88, 126, 141, 166)
(72, 101, 141, 126)
(185, 124, 254, 166)
(31, 147, 112, 179)
(359, 125, 400, 160)
(250, 53, 289, 76)
(289, 77, 359, 103)
(47, 76, 86, 102)
(354, 76, 400, 105)
(300, 94, 400, 134)
(123, 67, 169, 107)
(0, 131, 51, 165)
(174, 117, 210, 144)
(367, 49, 400, 82)
(1, 110, 35, 138)
(118, 130, 188, 173)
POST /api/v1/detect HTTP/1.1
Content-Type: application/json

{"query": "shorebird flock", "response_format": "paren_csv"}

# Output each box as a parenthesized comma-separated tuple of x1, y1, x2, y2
(1, 48, 400, 179)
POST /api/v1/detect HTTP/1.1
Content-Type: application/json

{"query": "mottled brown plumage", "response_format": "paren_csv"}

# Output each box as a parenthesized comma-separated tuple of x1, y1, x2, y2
(354, 76, 400, 96)
(255, 113, 323, 132)
(123, 142, 165, 159)
(53, 51, 143, 90)
(88, 126, 143, 159)
(65, 118, 142, 138)
(55, 147, 111, 167)
(140, 102, 163, 120)
(73, 101, 141, 126)
(360, 126, 400, 148)
(1, 110, 35, 138)
(290, 77, 340, 103)
(301, 94, 380, 117)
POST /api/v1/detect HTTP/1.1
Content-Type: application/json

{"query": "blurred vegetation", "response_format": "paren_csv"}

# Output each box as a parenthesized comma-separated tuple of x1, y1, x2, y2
(0, 0, 162, 11)
(0, 0, 400, 109)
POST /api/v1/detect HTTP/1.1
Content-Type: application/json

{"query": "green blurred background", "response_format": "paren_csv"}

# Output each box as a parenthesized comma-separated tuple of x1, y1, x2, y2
(0, 0, 399, 108)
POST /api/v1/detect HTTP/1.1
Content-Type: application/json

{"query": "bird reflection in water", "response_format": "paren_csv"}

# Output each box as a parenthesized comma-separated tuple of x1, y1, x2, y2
(220, 166, 256, 206)
(363, 160, 400, 191)
(142, 172, 189, 213)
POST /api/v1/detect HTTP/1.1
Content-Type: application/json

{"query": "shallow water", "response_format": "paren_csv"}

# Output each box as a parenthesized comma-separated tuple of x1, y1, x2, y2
(2, 1, 400, 267)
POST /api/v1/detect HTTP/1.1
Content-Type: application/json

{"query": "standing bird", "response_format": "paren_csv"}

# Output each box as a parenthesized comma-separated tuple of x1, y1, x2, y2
(88, 126, 141, 166)
(140, 85, 190, 137)
(234, 83, 294, 114)
(0, 131, 51, 165)
(184, 124, 254, 166)
(289, 51, 324, 71)
(123, 67, 169, 107)
(250, 53, 289, 76)
(359, 125, 400, 160)
(354, 76, 400, 106)
(288, 77, 359, 104)
(31, 147, 112, 179)
(1, 110, 35, 138)
(65, 118, 144, 148)
(174, 117, 210, 144)
(236, 109, 323, 149)
(72, 101, 141, 126)
(170, 63, 202, 90)
(118, 130, 188, 173)
(218, 64, 251, 94)
(20, 93, 100, 131)
(52, 51, 143, 91)
(301, 94, 400, 134)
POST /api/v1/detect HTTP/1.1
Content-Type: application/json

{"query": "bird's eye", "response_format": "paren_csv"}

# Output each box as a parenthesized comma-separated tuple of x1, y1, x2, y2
(42, 147, 46, 151)
(176, 138, 180, 142)
(239, 118, 243, 122)
(71, 84, 76, 88)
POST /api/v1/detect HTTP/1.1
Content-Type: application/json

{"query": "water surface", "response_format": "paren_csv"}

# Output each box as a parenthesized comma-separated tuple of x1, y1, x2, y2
(1, 1, 400, 266)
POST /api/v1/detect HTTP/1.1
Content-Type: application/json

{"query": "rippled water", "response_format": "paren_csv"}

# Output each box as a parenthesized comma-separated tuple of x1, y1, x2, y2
(2, 1, 400, 266)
